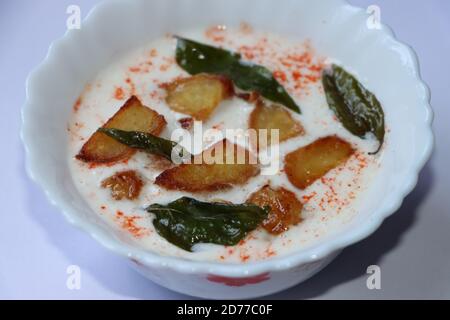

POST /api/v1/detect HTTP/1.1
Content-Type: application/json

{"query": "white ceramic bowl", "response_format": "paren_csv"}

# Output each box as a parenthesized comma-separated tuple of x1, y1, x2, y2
(22, 0, 433, 299)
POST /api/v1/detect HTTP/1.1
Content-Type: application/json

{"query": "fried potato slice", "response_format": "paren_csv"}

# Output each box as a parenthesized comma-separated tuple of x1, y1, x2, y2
(76, 96, 167, 163)
(249, 100, 304, 150)
(284, 136, 355, 190)
(165, 74, 233, 120)
(247, 185, 303, 234)
(101, 170, 144, 200)
(155, 140, 259, 192)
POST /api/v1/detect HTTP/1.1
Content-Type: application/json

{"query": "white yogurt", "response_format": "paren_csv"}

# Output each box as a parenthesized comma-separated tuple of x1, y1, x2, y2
(68, 25, 382, 263)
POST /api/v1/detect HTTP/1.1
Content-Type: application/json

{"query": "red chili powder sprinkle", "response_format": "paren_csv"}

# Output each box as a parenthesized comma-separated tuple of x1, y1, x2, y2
(284, 52, 324, 89)
(88, 158, 129, 169)
(235, 36, 325, 95)
(157, 81, 170, 90)
(237, 38, 268, 62)
(73, 96, 82, 112)
(273, 70, 287, 83)
(348, 191, 356, 200)
(242, 49, 255, 60)
(305, 74, 320, 83)
(115, 211, 149, 238)
(125, 77, 136, 95)
(355, 152, 368, 169)
(310, 151, 371, 213)
(240, 254, 250, 262)
(114, 87, 125, 100)
(129, 66, 141, 73)
(302, 192, 317, 204)
(159, 57, 175, 72)
(238, 238, 247, 246)
(149, 90, 163, 101)
(128, 59, 153, 74)
(292, 70, 302, 81)
(264, 247, 276, 258)
(150, 49, 158, 57)
(205, 25, 227, 43)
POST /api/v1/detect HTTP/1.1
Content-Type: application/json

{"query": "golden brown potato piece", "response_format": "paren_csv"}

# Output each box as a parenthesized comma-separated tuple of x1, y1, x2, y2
(165, 74, 233, 120)
(76, 96, 166, 163)
(101, 170, 144, 200)
(155, 140, 259, 192)
(247, 185, 303, 234)
(249, 100, 304, 150)
(284, 136, 355, 190)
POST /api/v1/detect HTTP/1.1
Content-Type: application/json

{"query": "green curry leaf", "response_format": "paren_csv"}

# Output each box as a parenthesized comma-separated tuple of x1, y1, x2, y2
(322, 64, 385, 154)
(98, 128, 190, 163)
(147, 197, 269, 251)
(175, 37, 301, 113)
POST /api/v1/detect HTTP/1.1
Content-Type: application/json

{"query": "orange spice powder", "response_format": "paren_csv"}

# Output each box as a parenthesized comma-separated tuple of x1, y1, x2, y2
(205, 25, 227, 43)
(73, 96, 82, 112)
(114, 87, 125, 100)
(125, 77, 136, 95)
(115, 211, 149, 238)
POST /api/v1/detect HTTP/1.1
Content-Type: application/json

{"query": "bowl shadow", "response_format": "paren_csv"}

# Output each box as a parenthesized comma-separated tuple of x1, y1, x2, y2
(266, 162, 435, 299)
(20, 145, 434, 299)
(19, 149, 193, 299)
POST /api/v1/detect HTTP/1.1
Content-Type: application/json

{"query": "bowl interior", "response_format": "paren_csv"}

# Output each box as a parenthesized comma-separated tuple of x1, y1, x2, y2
(23, 0, 432, 273)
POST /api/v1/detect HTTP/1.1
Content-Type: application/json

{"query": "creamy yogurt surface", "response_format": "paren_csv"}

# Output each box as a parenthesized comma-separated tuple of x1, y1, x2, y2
(68, 24, 382, 263)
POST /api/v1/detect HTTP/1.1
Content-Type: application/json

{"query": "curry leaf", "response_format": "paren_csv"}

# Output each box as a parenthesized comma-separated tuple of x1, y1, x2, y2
(147, 197, 269, 251)
(322, 65, 385, 154)
(98, 128, 190, 162)
(175, 37, 301, 113)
